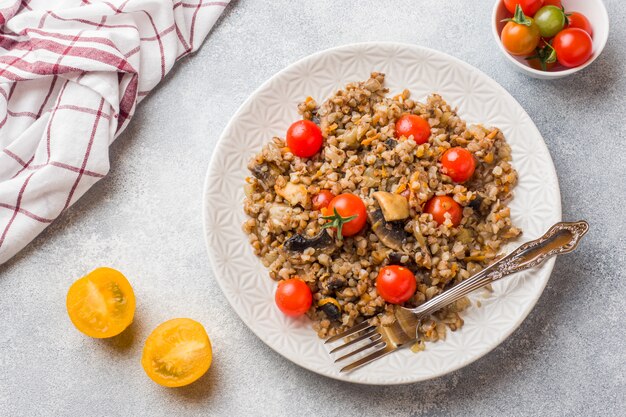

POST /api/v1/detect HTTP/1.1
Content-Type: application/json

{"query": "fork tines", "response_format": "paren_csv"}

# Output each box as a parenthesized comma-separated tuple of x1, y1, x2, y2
(324, 321, 394, 373)
(324, 321, 373, 344)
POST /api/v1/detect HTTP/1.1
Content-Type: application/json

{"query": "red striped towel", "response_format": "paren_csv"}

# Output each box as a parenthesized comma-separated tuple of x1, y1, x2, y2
(0, 0, 229, 264)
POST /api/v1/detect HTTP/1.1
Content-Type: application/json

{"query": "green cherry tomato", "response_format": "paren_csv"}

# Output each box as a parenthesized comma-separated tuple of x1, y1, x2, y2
(534, 6, 566, 38)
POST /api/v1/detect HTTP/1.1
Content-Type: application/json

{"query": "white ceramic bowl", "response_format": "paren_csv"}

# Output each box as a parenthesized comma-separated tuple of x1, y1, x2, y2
(492, 0, 609, 79)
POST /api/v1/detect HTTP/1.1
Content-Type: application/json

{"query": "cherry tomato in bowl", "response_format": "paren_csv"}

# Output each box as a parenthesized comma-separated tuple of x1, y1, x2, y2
(395, 114, 431, 144)
(312, 190, 335, 210)
(286, 120, 323, 158)
(376, 265, 417, 304)
(440, 147, 476, 183)
(553, 28, 593, 68)
(275, 278, 312, 316)
(500, 7, 541, 56)
(503, 0, 544, 16)
(534, 5, 566, 38)
(424, 195, 463, 227)
(567, 12, 593, 37)
(323, 193, 367, 239)
(527, 55, 557, 71)
(542, 0, 561, 7)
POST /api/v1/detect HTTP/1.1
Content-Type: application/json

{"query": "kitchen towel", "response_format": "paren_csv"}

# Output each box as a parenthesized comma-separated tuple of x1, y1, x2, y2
(0, 0, 229, 264)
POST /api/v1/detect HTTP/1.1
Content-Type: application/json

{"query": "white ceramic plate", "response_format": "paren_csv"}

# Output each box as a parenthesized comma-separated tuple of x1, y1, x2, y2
(203, 42, 561, 385)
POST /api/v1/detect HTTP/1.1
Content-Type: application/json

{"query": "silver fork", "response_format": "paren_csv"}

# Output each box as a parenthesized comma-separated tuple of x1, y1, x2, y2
(325, 220, 589, 372)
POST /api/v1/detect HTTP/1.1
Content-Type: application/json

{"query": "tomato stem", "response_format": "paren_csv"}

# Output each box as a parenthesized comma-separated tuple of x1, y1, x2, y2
(321, 207, 357, 241)
(502, 4, 532, 27)
(525, 41, 557, 71)
(562, 6, 571, 26)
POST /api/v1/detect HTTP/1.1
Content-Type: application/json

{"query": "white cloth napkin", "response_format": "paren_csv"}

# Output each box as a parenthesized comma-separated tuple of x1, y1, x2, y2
(0, 0, 229, 264)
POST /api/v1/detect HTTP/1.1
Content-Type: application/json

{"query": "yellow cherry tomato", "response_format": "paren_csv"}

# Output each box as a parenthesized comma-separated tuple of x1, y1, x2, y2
(141, 318, 213, 387)
(66, 267, 135, 338)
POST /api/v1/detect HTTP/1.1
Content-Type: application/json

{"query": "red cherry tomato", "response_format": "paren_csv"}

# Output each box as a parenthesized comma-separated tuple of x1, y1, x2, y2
(567, 12, 593, 37)
(395, 114, 431, 144)
(312, 190, 335, 211)
(553, 28, 593, 68)
(503, 0, 544, 16)
(376, 266, 417, 304)
(424, 196, 463, 227)
(286, 120, 323, 158)
(542, 0, 561, 7)
(440, 147, 476, 183)
(275, 278, 312, 316)
(326, 194, 367, 238)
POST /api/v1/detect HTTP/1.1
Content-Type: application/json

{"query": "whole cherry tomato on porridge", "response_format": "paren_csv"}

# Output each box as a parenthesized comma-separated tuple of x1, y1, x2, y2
(275, 278, 312, 316)
(322, 193, 367, 239)
(440, 147, 476, 183)
(376, 265, 417, 304)
(395, 114, 431, 144)
(424, 195, 463, 227)
(286, 120, 323, 158)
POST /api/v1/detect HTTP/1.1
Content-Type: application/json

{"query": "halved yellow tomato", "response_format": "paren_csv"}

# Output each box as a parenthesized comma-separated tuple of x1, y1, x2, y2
(141, 318, 212, 387)
(66, 267, 135, 338)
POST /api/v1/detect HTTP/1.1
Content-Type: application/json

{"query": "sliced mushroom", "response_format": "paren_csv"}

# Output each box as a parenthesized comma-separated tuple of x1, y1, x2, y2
(368, 209, 409, 251)
(388, 252, 418, 270)
(325, 275, 347, 292)
(384, 138, 398, 149)
(248, 161, 280, 189)
(468, 196, 485, 214)
(373, 191, 410, 221)
(283, 230, 333, 252)
(275, 181, 309, 207)
(411, 221, 432, 269)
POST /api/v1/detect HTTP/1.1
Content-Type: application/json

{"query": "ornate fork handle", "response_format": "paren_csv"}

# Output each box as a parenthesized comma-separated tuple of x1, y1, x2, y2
(409, 221, 589, 317)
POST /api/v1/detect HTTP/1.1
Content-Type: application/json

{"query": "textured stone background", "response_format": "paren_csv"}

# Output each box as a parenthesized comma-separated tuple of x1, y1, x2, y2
(1, 1, 625, 416)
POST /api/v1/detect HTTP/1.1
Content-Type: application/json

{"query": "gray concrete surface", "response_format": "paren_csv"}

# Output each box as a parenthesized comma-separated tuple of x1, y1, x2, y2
(1, 1, 625, 416)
